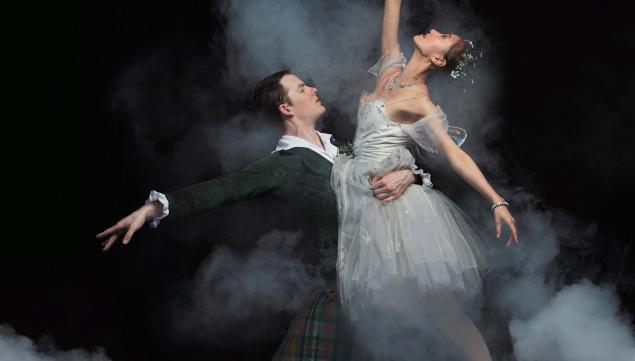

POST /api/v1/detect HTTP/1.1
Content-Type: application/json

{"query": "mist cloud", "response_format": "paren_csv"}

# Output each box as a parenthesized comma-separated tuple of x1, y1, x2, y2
(510, 281, 635, 361)
(170, 230, 326, 345)
(105, 0, 635, 359)
(0, 325, 110, 361)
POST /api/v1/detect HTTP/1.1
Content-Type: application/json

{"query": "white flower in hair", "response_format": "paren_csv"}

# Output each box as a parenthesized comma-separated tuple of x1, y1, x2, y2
(449, 39, 480, 80)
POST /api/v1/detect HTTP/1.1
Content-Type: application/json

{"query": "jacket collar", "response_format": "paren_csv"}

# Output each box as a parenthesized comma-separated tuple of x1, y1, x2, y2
(273, 131, 338, 163)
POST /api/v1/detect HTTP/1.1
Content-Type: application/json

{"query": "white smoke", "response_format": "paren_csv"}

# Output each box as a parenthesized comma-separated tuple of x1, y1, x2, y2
(222, 0, 383, 114)
(106, 0, 635, 358)
(220, 0, 505, 172)
(171, 230, 327, 344)
(510, 281, 635, 361)
(0, 325, 110, 361)
(218, 0, 635, 359)
(206, 111, 280, 172)
(482, 192, 635, 361)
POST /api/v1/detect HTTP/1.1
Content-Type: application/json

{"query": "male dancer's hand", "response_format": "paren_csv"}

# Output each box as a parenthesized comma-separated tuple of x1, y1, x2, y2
(370, 169, 415, 203)
(96, 202, 163, 252)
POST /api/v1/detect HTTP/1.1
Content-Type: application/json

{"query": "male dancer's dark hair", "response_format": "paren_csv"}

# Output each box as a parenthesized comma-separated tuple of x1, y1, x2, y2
(252, 70, 293, 119)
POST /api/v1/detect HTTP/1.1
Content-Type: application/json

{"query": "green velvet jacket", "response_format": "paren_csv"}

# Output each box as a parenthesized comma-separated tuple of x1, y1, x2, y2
(166, 147, 338, 271)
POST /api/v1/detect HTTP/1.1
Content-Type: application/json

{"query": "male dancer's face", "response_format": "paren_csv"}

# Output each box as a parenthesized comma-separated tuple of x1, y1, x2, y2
(279, 73, 326, 122)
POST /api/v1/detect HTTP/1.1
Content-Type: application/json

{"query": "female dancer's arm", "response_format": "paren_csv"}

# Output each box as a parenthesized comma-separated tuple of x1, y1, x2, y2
(381, 0, 402, 55)
(444, 143, 518, 245)
(409, 99, 519, 245)
(371, 0, 406, 92)
(441, 139, 518, 245)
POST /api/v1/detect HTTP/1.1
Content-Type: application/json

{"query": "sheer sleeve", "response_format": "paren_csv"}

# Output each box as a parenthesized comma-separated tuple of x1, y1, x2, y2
(401, 105, 468, 154)
(367, 52, 407, 77)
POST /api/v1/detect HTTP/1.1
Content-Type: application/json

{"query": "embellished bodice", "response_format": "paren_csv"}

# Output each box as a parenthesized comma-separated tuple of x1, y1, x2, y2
(353, 99, 412, 161)
(352, 51, 467, 162)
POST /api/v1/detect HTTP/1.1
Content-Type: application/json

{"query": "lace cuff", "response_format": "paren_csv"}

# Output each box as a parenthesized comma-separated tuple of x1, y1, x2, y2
(367, 52, 407, 77)
(145, 190, 169, 228)
(409, 165, 433, 188)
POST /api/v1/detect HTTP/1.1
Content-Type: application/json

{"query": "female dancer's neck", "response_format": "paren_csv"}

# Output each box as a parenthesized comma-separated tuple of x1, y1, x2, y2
(402, 51, 433, 84)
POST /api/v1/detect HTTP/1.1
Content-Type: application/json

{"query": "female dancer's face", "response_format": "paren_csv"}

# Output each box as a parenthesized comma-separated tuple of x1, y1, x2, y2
(413, 28, 462, 60)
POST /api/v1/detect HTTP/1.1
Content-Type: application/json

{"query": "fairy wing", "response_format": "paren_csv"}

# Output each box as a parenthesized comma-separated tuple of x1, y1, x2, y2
(401, 106, 468, 155)
(447, 126, 468, 148)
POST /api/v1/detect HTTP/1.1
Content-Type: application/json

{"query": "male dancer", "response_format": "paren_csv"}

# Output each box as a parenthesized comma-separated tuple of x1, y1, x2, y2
(97, 70, 423, 360)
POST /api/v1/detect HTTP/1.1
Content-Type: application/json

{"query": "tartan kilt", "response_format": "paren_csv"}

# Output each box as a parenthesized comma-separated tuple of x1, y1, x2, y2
(272, 289, 339, 361)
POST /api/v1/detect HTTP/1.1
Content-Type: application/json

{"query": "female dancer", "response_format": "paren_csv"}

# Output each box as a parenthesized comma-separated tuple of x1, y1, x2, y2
(331, 0, 518, 359)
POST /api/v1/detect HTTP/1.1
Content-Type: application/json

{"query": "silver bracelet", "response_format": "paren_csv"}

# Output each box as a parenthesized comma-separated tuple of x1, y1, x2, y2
(491, 200, 510, 211)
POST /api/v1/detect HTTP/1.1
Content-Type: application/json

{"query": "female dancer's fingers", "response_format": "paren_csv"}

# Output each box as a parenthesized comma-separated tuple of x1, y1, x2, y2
(102, 234, 118, 252)
(510, 224, 519, 244)
(506, 236, 514, 247)
(504, 218, 518, 244)
(495, 220, 502, 239)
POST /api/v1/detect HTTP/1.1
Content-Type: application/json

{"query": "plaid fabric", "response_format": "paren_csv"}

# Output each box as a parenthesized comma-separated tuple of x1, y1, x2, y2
(272, 289, 339, 361)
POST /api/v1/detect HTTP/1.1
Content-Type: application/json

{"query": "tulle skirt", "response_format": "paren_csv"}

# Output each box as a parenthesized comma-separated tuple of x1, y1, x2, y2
(331, 148, 488, 319)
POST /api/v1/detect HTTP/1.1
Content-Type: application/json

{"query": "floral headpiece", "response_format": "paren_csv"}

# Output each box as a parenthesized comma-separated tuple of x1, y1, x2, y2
(449, 39, 480, 80)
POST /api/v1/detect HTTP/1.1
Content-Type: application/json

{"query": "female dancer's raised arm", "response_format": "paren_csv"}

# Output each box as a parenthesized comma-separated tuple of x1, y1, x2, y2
(371, 0, 408, 92)
(381, 0, 402, 55)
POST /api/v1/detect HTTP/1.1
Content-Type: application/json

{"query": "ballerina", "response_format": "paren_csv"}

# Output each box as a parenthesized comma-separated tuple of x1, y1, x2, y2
(330, 0, 519, 359)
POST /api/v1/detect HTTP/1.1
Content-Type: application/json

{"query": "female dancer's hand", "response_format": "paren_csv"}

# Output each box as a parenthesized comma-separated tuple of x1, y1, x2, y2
(95, 202, 163, 252)
(494, 206, 518, 246)
(371, 169, 415, 203)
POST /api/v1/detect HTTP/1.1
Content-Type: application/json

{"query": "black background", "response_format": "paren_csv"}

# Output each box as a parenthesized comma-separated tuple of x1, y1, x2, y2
(4, 0, 635, 360)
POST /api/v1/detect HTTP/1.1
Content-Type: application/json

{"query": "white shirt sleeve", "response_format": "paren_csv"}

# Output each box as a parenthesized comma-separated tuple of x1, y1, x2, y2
(145, 190, 170, 228)
(409, 165, 433, 188)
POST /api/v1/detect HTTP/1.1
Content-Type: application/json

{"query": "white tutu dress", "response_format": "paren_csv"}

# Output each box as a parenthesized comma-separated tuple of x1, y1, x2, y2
(331, 54, 488, 319)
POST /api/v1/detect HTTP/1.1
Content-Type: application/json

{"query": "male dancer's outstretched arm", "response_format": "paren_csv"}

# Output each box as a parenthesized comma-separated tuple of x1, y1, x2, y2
(96, 154, 286, 251)
(97, 70, 419, 251)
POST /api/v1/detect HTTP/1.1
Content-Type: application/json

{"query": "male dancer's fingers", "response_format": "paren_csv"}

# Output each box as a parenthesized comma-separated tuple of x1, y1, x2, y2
(382, 196, 396, 203)
(122, 231, 134, 245)
(372, 177, 390, 189)
(377, 191, 392, 200)
(102, 234, 118, 252)
(96, 223, 122, 239)
(122, 219, 143, 245)
(373, 188, 388, 197)
(372, 185, 391, 198)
